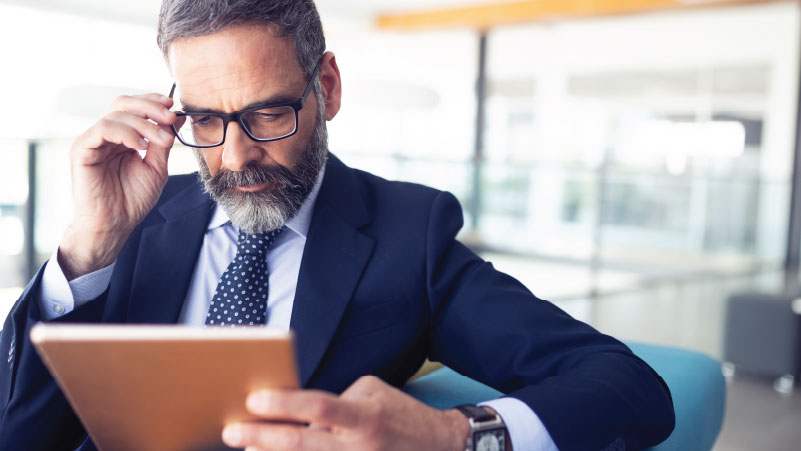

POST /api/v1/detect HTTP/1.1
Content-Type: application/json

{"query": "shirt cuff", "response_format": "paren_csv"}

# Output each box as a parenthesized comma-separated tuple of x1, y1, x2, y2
(38, 249, 116, 320)
(480, 397, 558, 451)
(70, 261, 116, 303)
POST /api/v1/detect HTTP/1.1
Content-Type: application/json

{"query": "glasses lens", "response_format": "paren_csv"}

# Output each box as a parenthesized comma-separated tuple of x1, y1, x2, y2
(242, 106, 297, 141)
(174, 114, 225, 147)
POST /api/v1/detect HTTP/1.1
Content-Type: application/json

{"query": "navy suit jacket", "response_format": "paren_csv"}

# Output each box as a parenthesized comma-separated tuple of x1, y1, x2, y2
(0, 154, 674, 450)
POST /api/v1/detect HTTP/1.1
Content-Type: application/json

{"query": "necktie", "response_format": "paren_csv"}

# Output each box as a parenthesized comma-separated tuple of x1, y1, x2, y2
(206, 227, 283, 326)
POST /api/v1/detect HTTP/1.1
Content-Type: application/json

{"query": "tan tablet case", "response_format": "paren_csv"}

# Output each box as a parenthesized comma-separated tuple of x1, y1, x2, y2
(30, 324, 299, 451)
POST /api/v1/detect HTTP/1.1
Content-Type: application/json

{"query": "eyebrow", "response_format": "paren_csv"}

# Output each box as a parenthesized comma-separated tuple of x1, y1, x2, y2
(180, 94, 300, 114)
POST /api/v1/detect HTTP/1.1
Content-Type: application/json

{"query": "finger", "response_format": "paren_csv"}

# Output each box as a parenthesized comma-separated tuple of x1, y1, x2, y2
(246, 390, 364, 429)
(77, 118, 150, 157)
(106, 111, 175, 148)
(139, 92, 175, 108)
(223, 422, 341, 451)
(142, 126, 172, 173)
(108, 94, 175, 125)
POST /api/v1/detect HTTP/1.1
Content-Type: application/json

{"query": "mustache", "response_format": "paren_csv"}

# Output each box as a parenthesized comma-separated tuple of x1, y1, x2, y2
(207, 163, 302, 193)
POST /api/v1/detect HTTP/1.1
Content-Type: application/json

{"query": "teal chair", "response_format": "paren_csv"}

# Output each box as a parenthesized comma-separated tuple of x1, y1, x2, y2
(403, 342, 726, 451)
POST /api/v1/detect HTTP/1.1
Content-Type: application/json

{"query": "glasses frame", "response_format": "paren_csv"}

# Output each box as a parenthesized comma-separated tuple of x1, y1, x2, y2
(168, 58, 322, 148)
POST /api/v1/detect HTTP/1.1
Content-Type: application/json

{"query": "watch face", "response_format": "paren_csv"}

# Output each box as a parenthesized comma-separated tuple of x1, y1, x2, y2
(475, 429, 505, 451)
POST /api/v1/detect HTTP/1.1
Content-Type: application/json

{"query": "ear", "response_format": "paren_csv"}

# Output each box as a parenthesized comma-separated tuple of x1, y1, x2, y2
(318, 51, 342, 121)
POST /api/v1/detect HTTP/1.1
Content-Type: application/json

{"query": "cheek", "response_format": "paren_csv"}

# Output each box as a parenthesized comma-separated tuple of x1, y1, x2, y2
(265, 130, 311, 169)
(285, 137, 309, 166)
(200, 148, 224, 176)
(284, 108, 319, 160)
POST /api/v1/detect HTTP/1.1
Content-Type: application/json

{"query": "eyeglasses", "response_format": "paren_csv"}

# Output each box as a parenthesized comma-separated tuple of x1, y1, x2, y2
(168, 59, 322, 148)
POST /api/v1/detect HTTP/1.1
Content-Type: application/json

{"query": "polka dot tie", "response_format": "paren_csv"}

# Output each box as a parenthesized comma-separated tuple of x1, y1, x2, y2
(206, 227, 284, 326)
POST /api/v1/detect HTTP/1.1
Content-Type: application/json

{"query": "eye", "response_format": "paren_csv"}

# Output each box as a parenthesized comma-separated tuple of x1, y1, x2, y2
(190, 115, 215, 126)
(255, 112, 283, 122)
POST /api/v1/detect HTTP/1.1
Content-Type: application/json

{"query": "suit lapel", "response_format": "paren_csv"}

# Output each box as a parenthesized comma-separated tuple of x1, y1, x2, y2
(291, 155, 375, 387)
(127, 180, 214, 323)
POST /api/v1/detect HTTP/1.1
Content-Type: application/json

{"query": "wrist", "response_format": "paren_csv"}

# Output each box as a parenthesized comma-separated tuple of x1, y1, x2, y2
(59, 225, 128, 280)
(444, 408, 472, 451)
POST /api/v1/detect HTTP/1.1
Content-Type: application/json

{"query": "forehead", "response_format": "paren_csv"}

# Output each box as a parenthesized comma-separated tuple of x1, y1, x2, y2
(168, 24, 302, 111)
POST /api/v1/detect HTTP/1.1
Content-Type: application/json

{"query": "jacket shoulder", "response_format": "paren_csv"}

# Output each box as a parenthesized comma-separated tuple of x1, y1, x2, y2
(157, 173, 202, 206)
(339, 163, 464, 240)
(349, 166, 446, 210)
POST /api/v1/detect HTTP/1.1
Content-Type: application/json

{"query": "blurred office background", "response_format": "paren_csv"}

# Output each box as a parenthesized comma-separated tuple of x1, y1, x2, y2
(0, 0, 800, 449)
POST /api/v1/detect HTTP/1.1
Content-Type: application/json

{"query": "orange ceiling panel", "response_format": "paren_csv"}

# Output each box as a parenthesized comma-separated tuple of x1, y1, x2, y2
(377, 0, 784, 31)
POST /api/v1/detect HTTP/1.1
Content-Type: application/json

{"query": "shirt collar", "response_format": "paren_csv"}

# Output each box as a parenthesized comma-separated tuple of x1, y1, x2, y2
(207, 163, 326, 239)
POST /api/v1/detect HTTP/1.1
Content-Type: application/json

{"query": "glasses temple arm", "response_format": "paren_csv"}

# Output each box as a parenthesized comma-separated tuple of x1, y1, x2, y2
(300, 60, 323, 104)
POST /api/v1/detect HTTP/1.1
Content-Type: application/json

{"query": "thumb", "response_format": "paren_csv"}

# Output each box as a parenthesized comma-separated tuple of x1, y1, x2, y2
(340, 375, 390, 401)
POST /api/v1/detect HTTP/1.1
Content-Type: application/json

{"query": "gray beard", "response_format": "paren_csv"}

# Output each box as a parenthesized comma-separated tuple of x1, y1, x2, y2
(194, 110, 328, 235)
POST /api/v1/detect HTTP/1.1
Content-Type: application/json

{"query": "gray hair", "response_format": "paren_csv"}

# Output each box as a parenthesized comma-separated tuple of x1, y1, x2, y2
(156, 0, 326, 80)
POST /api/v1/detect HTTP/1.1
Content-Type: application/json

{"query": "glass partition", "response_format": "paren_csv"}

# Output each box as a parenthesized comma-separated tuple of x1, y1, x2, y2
(0, 140, 29, 319)
(0, 2, 798, 314)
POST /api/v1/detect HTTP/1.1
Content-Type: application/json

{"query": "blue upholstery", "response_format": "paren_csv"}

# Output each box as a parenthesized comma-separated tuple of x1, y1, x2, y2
(403, 342, 726, 451)
(628, 343, 726, 451)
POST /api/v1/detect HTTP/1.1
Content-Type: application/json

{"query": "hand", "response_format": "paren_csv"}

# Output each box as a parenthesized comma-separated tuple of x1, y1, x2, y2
(221, 375, 470, 451)
(59, 94, 177, 280)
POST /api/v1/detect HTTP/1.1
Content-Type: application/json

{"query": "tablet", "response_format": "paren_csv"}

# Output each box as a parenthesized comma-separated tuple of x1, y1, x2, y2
(30, 323, 298, 451)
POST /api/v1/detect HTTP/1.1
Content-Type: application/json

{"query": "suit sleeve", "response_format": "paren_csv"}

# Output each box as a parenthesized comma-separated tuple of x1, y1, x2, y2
(0, 263, 106, 450)
(425, 191, 675, 451)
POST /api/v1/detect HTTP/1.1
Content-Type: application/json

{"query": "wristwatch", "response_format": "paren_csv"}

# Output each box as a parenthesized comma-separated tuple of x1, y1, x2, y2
(455, 405, 508, 451)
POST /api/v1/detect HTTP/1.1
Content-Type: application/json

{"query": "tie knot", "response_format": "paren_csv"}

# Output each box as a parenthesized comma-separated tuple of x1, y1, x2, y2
(236, 227, 283, 256)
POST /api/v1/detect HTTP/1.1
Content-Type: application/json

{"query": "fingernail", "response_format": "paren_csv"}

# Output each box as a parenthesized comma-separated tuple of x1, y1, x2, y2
(139, 138, 148, 149)
(222, 424, 242, 445)
(246, 391, 271, 412)
(159, 130, 172, 142)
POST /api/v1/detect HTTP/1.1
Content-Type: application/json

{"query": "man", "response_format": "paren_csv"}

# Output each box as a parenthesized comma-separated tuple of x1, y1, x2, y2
(0, 1, 674, 450)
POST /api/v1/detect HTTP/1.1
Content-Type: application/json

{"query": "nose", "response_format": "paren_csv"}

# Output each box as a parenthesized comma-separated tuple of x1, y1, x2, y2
(220, 121, 264, 171)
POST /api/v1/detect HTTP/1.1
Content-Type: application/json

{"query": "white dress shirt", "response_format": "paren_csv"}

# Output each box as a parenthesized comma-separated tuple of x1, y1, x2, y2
(35, 165, 556, 451)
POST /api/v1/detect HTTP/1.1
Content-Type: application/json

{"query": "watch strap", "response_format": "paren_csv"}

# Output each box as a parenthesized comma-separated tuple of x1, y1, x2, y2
(455, 404, 508, 451)
(455, 404, 496, 422)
